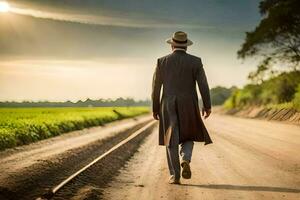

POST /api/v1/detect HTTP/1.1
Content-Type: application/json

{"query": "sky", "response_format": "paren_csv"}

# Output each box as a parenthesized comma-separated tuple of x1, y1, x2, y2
(0, 0, 261, 102)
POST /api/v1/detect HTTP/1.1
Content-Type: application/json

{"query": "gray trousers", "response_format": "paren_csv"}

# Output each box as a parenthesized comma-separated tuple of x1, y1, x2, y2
(166, 122, 194, 180)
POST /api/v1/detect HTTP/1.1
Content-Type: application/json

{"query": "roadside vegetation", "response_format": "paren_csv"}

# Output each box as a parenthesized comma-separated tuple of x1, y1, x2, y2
(0, 107, 149, 151)
(224, 71, 300, 111)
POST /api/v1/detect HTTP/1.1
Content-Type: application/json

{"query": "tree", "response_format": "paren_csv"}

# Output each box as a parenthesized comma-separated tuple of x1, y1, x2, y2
(210, 86, 237, 106)
(238, 0, 300, 79)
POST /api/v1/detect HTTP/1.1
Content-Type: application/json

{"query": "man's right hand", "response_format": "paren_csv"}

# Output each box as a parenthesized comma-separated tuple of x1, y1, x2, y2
(153, 112, 159, 120)
(201, 108, 211, 119)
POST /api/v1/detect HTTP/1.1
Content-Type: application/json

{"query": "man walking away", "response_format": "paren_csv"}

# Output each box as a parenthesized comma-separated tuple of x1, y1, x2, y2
(152, 31, 213, 184)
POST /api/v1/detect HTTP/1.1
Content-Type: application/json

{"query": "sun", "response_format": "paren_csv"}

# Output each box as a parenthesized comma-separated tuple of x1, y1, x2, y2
(0, 1, 10, 13)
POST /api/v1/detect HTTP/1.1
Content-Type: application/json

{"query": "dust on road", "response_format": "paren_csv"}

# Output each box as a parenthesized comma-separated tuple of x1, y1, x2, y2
(103, 114, 300, 200)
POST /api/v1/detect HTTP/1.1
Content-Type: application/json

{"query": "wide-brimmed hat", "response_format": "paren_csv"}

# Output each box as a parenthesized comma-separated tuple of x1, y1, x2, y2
(166, 31, 193, 47)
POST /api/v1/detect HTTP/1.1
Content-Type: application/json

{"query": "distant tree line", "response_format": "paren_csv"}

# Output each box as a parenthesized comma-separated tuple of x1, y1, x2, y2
(0, 98, 151, 108)
(0, 87, 235, 108)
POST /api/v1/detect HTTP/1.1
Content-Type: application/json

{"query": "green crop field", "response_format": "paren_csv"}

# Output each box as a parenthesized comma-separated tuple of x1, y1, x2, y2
(0, 107, 150, 150)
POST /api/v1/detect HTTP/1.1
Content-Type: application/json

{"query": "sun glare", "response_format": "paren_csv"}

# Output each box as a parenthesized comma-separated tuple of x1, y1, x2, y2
(0, 1, 10, 13)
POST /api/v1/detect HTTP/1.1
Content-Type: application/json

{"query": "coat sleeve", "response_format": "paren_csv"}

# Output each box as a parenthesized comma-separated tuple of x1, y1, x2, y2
(195, 58, 211, 110)
(152, 59, 163, 114)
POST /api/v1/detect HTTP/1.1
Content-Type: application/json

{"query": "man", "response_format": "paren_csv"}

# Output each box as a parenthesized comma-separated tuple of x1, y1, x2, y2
(152, 31, 213, 184)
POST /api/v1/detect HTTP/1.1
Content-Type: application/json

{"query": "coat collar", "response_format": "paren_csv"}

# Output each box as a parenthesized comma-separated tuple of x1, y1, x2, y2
(173, 49, 187, 54)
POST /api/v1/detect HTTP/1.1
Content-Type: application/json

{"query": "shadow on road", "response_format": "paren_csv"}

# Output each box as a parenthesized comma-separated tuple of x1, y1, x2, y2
(181, 184, 300, 193)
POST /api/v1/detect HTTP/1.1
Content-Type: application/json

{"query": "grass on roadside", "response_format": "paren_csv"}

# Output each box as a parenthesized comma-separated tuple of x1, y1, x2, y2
(0, 107, 149, 151)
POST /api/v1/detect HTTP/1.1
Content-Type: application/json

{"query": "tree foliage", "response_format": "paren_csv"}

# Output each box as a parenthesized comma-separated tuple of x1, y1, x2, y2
(238, 0, 300, 72)
(293, 84, 300, 110)
(210, 86, 237, 106)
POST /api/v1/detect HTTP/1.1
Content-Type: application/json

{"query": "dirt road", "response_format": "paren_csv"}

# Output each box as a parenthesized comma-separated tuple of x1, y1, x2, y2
(103, 114, 300, 200)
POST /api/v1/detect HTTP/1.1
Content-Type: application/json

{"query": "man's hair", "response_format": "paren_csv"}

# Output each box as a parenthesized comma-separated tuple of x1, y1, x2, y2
(173, 46, 187, 50)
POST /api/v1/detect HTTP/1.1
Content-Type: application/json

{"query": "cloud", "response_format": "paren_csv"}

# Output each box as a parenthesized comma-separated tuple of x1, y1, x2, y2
(9, 6, 213, 29)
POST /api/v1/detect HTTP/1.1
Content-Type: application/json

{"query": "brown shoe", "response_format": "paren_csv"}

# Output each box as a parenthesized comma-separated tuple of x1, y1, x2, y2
(181, 160, 191, 179)
(168, 175, 181, 184)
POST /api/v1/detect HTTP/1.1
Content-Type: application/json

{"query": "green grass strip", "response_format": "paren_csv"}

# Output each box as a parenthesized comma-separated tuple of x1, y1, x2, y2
(0, 107, 150, 151)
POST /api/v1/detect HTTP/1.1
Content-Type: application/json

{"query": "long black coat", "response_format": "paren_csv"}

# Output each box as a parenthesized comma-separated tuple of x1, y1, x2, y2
(152, 50, 213, 146)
